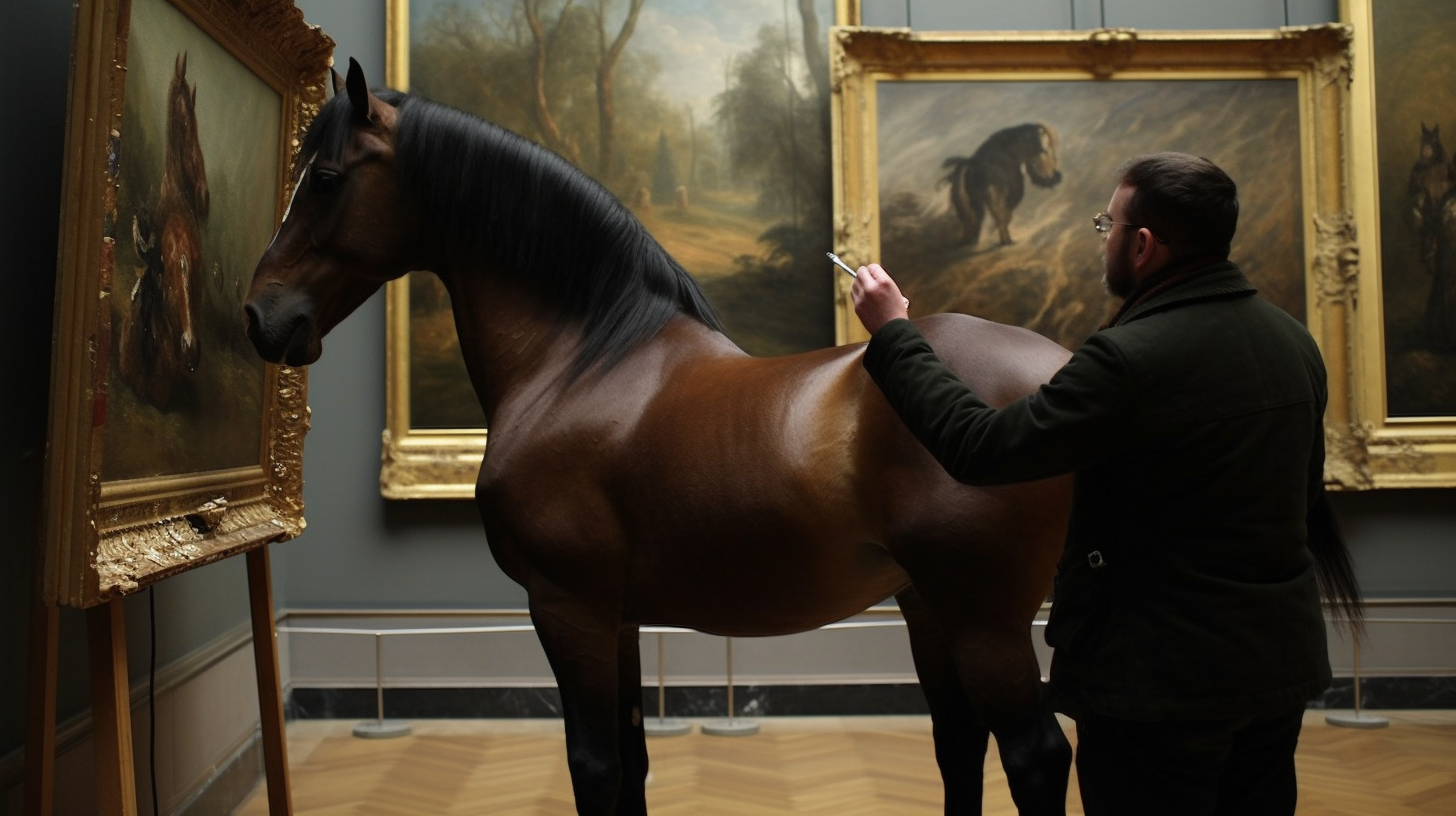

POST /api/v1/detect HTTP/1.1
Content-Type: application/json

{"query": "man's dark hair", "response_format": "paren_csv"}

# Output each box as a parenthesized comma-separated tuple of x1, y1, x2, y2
(1118, 152, 1239, 260)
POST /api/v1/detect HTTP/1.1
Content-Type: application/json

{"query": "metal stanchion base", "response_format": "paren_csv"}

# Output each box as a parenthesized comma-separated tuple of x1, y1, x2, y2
(700, 718, 759, 737)
(1325, 711, 1389, 729)
(644, 717, 693, 736)
(353, 720, 413, 739)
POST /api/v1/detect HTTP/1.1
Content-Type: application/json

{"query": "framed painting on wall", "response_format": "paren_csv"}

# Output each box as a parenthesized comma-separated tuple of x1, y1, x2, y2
(1344, 0, 1456, 487)
(381, 0, 854, 497)
(43, 0, 332, 607)
(829, 26, 1372, 487)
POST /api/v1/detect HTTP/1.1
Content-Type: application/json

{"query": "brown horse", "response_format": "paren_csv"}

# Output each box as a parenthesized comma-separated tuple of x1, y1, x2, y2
(119, 52, 209, 409)
(942, 123, 1063, 249)
(246, 61, 1075, 816)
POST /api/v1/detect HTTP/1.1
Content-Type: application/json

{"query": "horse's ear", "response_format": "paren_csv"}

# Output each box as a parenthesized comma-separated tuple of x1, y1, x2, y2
(331, 67, 346, 98)
(176, 51, 187, 78)
(344, 57, 378, 127)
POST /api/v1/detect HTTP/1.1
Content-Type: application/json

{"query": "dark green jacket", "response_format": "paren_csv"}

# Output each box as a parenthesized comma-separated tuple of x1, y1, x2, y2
(864, 261, 1332, 720)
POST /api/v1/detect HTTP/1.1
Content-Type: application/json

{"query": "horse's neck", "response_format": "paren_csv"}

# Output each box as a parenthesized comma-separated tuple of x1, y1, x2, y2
(159, 158, 194, 214)
(435, 264, 582, 421)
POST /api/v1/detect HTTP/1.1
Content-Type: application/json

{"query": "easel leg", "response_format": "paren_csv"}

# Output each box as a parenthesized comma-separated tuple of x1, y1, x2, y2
(24, 594, 58, 816)
(247, 546, 293, 815)
(87, 599, 138, 816)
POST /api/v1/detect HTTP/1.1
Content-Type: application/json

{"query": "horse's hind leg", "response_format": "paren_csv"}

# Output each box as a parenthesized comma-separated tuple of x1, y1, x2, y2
(954, 623, 1069, 816)
(898, 554, 1070, 814)
(981, 664, 1069, 815)
(898, 588, 990, 815)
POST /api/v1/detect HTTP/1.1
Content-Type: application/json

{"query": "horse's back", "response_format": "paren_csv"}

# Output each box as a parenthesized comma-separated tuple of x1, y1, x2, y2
(911, 312, 1071, 405)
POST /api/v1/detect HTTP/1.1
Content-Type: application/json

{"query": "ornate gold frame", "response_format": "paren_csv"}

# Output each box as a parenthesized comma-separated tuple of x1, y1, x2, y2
(380, 0, 860, 498)
(43, 0, 331, 607)
(1343, 0, 1456, 488)
(829, 26, 1374, 489)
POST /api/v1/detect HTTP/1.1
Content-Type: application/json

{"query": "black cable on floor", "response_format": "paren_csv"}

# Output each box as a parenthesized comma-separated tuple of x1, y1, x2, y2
(150, 586, 159, 816)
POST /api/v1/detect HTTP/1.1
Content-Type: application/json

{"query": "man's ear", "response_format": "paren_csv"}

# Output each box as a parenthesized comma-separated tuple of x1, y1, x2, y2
(1132, 227, 1165, 276)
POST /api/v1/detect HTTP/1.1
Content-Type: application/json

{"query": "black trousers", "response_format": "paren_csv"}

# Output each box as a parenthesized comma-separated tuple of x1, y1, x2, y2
(1073, 705, 1306, 816)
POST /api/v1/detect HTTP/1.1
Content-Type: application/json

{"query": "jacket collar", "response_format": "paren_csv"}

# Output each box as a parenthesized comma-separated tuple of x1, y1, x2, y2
(1111, 259, 1256, 327)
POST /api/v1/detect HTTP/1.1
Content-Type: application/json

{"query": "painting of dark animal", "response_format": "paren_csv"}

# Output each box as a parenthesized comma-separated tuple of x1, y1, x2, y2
(1370, 0, 1456, 415)
(1403, 122, 1456, 350)
(1426, 186, 1456, 350)
(248, 60, 1077, 816)
(118, 52, 209, 410)
(941, 123, 1062, 248)
(1407, 122, 1451, 274)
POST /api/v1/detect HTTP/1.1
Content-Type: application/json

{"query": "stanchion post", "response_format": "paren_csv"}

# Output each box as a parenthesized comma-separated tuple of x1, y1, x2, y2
(702, 637, 758, 736)
(353, 632, 412, 739)
(644, 631, 691, 736)
(1326, 629, 1389, 729)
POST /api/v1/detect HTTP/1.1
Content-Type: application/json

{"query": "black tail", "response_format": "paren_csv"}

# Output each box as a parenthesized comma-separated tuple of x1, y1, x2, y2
(1309, 490, 1364, 634)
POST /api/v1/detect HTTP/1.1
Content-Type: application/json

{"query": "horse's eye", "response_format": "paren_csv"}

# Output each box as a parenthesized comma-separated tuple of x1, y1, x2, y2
(312, 167, 343, 193)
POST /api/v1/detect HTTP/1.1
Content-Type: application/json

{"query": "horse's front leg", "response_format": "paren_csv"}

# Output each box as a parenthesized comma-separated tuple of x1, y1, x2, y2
(531, 600, 647, 816)
(614, 626, 650, 809)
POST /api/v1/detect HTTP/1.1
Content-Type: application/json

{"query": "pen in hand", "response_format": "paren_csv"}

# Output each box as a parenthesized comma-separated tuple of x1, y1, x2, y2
(826, 252, 858, 279)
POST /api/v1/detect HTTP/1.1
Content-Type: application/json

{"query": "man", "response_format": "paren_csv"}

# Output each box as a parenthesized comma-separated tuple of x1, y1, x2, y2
(852, 153, 1353, 815)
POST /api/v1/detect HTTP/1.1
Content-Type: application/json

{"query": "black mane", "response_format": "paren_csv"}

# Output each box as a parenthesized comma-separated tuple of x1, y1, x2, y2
(301, 88, 724, 379)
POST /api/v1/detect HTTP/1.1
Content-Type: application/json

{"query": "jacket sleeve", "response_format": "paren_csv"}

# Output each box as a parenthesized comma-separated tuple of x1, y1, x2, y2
(863, 318, 1137, 485)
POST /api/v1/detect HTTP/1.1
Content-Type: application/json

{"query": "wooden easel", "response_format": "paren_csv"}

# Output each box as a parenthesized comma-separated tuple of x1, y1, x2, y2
(25, 547, 294, 816)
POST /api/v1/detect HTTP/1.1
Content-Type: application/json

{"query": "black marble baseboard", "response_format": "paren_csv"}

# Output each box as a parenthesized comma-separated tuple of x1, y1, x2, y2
(287, 677, 1456, 721)
(1309, 676, 1456, 710)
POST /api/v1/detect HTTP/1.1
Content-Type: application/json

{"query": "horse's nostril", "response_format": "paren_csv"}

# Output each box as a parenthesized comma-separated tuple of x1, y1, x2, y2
(243, 302, 262, 332)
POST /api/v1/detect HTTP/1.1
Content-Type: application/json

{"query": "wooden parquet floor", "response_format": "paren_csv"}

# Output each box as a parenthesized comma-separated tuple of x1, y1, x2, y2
(231, 711, 1456, 815)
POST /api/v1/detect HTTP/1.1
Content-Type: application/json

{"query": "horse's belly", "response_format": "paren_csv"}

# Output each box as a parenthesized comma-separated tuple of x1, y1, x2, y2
(626, 536, 910, 637)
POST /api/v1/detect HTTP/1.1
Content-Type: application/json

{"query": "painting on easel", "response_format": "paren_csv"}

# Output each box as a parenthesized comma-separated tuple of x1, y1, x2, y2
(43, 0, 332, 608)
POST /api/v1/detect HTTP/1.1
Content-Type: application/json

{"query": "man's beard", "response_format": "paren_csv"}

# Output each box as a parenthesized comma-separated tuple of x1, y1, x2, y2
(1102, 259, 1133, 298)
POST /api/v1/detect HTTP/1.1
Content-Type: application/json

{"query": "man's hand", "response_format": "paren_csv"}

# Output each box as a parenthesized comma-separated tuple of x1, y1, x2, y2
(851, 262, 911, 335)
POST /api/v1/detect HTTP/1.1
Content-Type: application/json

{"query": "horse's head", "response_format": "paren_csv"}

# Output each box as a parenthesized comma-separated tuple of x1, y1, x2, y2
(245, 58, 421, 366)
(167, 52, 209, 218)
(1421, 122, 1444, 163)
(1026, 123, 1062, 189)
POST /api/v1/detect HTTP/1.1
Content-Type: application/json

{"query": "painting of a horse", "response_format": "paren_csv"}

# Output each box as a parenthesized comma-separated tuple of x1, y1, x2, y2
(941, 123, 1062, 249)
(118, 52, 209, 410)
(1407, 122, 1450, 274)
(249, 59, 1072, 816)
(1408, 122, 1456, 349)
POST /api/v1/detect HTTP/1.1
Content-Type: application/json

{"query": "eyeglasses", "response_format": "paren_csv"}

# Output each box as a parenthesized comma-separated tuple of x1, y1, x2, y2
(1092, 212, 1167, 244)
(1092, 212, 1139, 234)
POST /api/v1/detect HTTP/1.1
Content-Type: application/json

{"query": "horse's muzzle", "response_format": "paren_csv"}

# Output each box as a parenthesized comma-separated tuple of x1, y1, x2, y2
(243, 290, 319, 366)
(1032, 169, 1063, 189)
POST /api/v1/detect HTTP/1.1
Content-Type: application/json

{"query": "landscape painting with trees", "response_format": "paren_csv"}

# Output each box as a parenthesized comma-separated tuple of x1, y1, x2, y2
(400, 0, 837, 428)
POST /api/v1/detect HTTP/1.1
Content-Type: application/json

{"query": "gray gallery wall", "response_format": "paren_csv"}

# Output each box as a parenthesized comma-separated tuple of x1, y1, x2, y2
(4, 0, 1453, 773)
